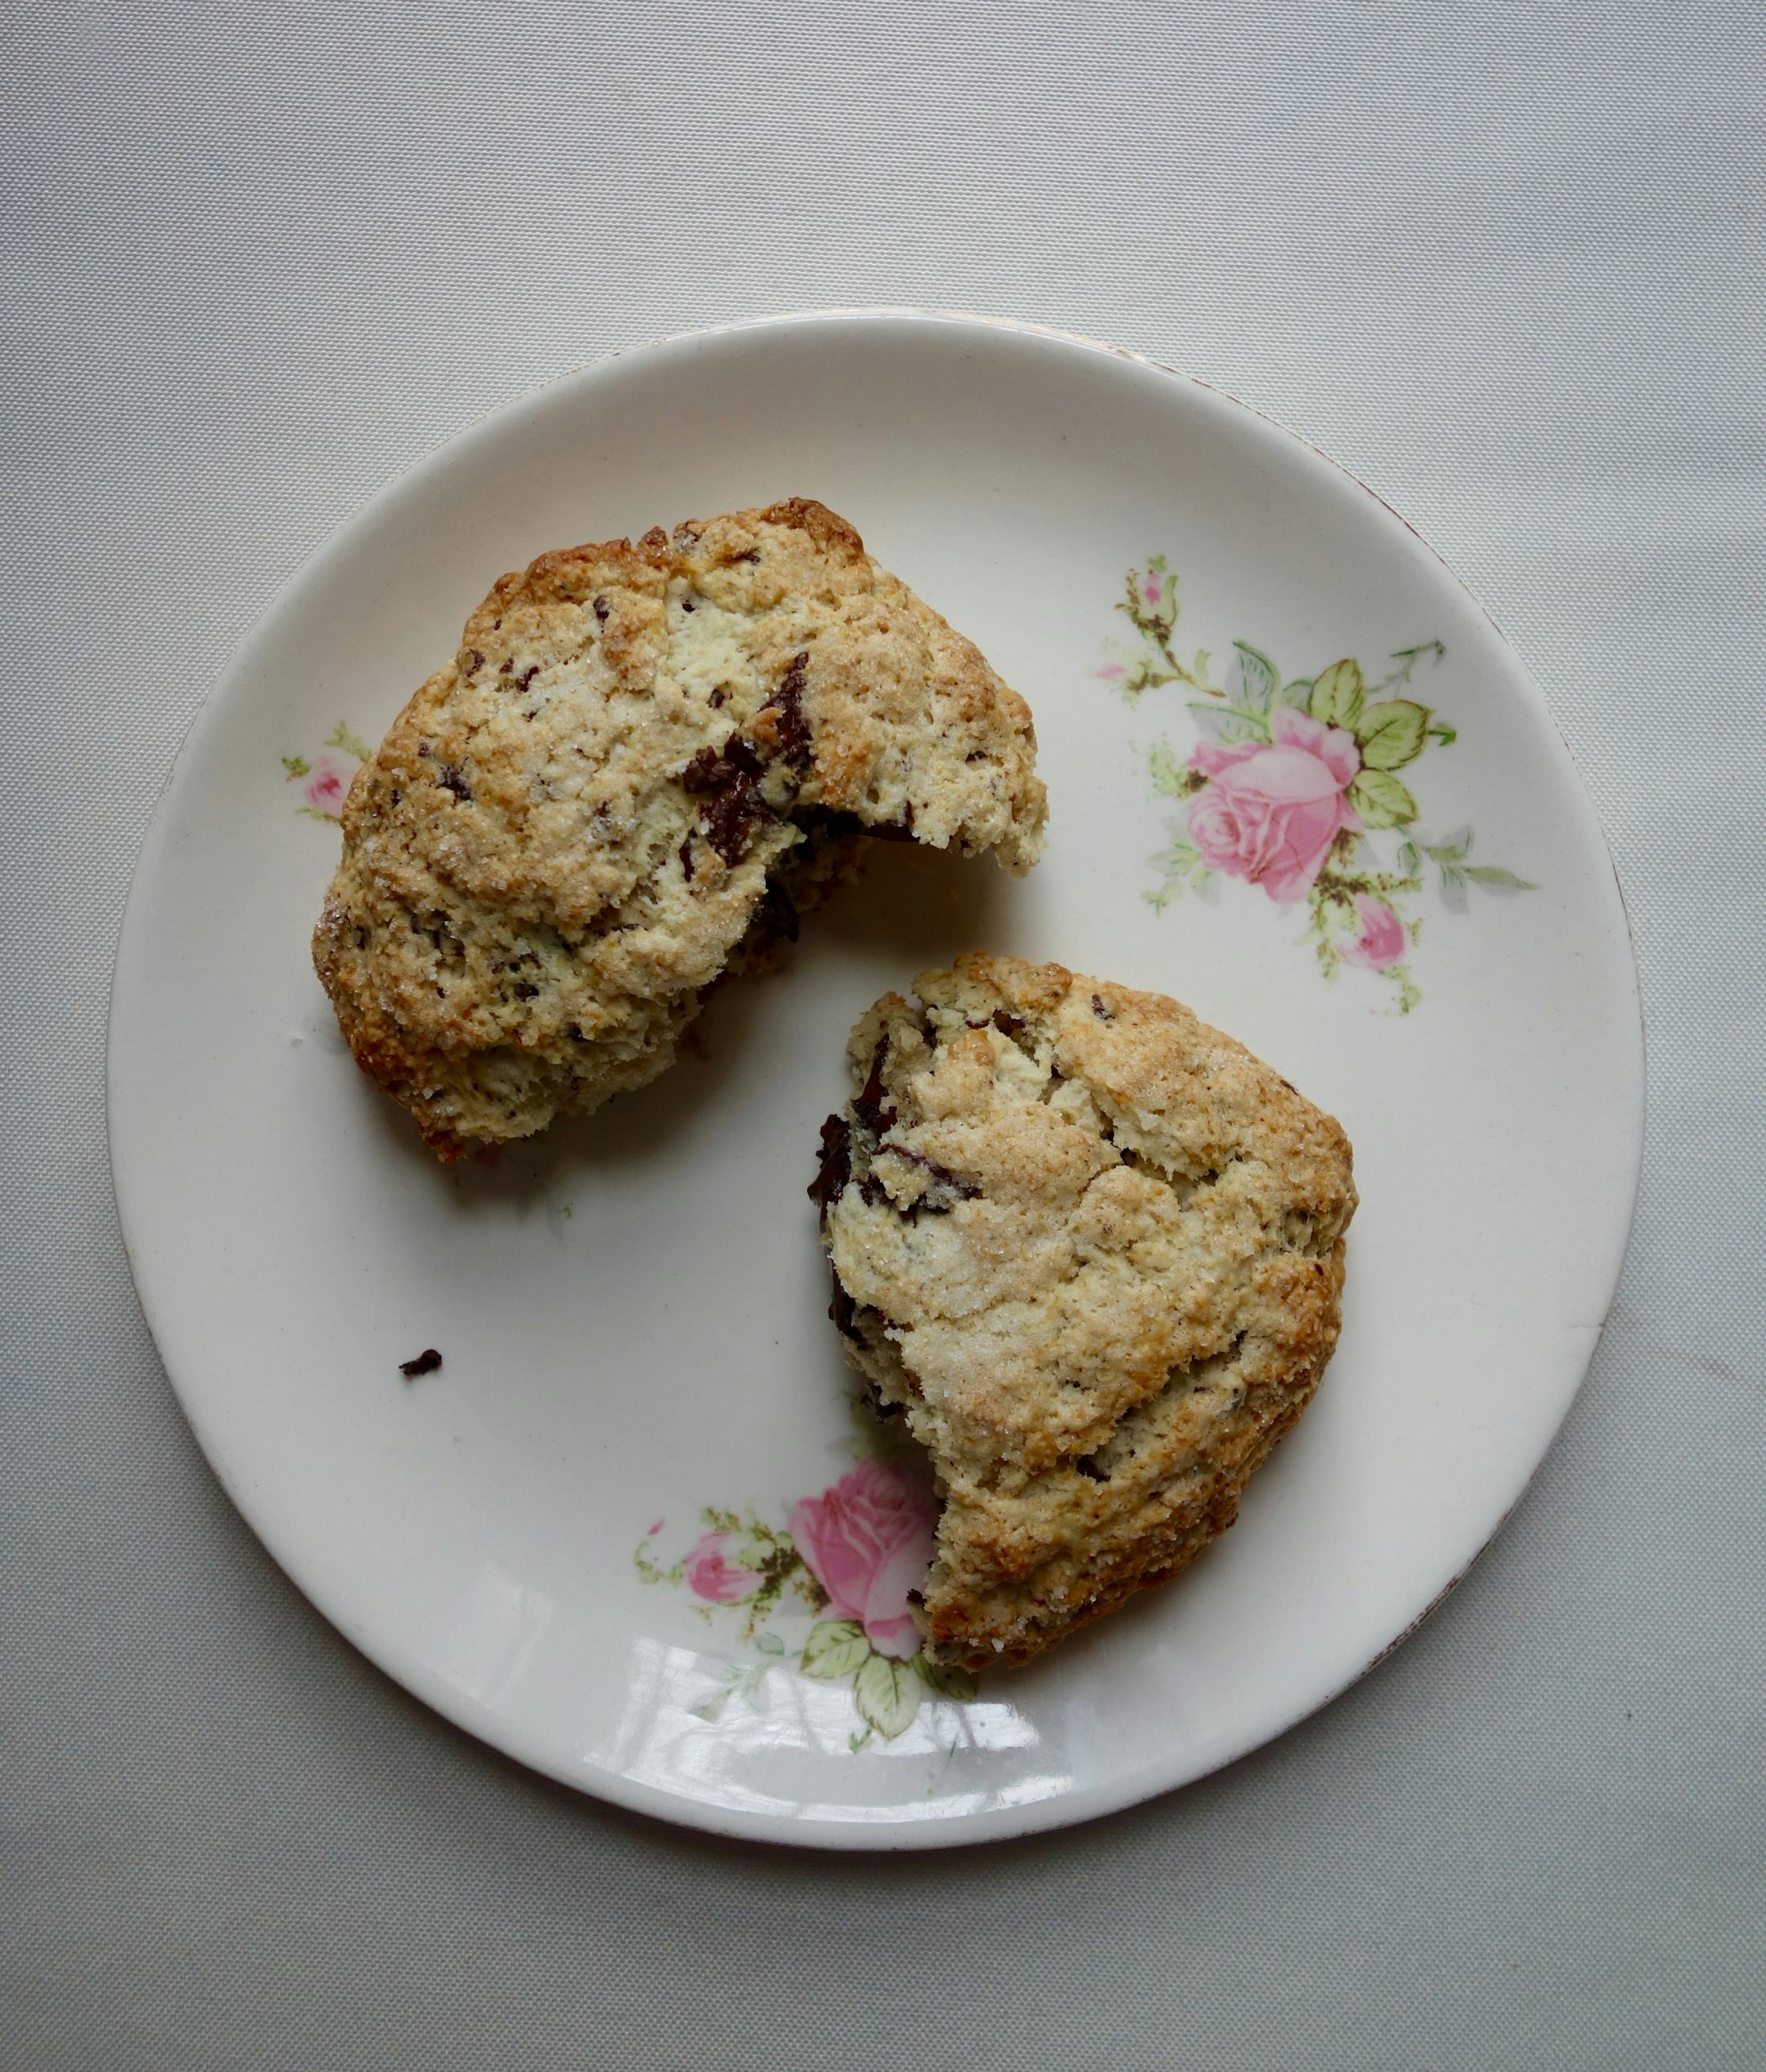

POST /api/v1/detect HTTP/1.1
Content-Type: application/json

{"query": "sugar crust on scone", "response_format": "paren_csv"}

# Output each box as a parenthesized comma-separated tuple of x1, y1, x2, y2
(813, 953, 1356, 1671)
(313, 500, 1045, 1157)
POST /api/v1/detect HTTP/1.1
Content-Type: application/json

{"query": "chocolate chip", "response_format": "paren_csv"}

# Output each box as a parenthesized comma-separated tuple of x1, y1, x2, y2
(465, 649, 483, 672)
(710, 688, 727, 708)
(399, 1349, 442, 1379)
(905, 1587, 925, 1606)
(828, 1273, 859, 1338)
(436, 766, 472, 802)
(808, 1113, 852, 1222)
(737, 548, 761, 564)
(514, 665, 539, 694)
(592, 595, 610, 622)
(682, 596, 697, 613)
(1091, 993, 1115, 1021)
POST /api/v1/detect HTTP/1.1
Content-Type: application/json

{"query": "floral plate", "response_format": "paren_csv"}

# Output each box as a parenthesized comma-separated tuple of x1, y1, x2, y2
(108, 312, 1642, 1847)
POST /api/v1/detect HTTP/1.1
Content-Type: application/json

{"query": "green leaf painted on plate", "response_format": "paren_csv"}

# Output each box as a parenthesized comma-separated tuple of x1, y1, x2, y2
(852, 1652, 921, 1739)
(1309, 658, 1365, 733)
(800, 1619, 870, 1681)
(1233, 641, 1279, 714)
(1348, 769, 1418, 828)
(1357, 698, 1430, 769)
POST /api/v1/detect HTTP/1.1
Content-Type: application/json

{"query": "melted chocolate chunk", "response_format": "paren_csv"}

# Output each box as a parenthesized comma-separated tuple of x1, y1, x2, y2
(881, 1144, 981, 1202)
(761, 651, 814, 770)
(808, 1113, 852, 1222)
(680, 739, 774, 864)
(747, 877, 800, 948)
(399, 1349, 442, 1379)
(828, 1273, 861, 1339)
(851, 1038, 895, 1138)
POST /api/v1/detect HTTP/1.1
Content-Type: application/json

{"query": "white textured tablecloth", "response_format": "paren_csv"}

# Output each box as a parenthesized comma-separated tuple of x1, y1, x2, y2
(4, 4, 1763, 2066)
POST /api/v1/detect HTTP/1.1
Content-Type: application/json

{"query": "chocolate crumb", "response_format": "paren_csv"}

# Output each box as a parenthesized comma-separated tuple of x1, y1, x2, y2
(436, 766, 473, 803)
(592, 595, 610, 622)
(1091, 993, 1115, 1021)
(905, 1587, 925, 1606)
(710, 687, 727, 708)
(514, 664, 539, 694)
(465, 649, 483, 672)
(399, 1348, 442, 1379)
(682, 596, 696, 613)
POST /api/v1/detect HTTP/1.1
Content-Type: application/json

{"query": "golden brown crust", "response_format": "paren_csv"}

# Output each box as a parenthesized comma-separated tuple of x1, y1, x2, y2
(816, 954, 1356, 1671)
(312, 502, 1046, 1157)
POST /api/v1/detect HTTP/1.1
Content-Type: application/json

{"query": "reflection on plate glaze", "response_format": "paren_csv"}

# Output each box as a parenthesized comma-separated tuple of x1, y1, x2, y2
(597, 1639, 1060, 1824)
(281, 722, 367, 821)
(634, 1456, 976, 1750)
(1097, 560, 1535, 1012)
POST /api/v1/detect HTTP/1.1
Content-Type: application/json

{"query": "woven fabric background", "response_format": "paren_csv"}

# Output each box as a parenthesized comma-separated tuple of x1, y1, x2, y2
(3, 3, 1763, 2067)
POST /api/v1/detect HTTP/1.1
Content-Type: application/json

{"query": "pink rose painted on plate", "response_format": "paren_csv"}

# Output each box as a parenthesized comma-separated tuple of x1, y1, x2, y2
(633, 1453, 968, 1747)
(281, 723, 368, 821)
(788, 1457, 938, 1660)
(1186, 706, 1362, 903)
(1337, 895, 1408, 971)
(682, 1531, 763, 1605)
(1097, 555, 1535, 1012)
(302, 753, 353, 819)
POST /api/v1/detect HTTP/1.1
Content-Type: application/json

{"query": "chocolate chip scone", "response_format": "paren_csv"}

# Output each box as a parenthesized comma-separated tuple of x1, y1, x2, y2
(812, 954, 1355, 1671)
(313, 499, 1045, 1158)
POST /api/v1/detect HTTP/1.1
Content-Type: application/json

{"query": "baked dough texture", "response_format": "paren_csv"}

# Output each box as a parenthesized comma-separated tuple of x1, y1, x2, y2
(313, 500, 1045, 1157)
(812, 955, 1356, 1671)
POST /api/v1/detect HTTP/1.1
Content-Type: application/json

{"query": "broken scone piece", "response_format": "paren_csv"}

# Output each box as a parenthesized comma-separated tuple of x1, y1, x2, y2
(314, 499, 1045, 1158)
(812, 954, 1356, 1671)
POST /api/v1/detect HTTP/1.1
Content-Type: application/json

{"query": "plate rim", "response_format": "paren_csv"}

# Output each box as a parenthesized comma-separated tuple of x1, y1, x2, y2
(107, 307, 1646, 1850)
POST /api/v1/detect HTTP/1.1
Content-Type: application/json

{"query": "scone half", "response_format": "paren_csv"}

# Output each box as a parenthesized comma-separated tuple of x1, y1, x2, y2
(812, 954, 1356, 1671)
(314, 499, 1046, 1158)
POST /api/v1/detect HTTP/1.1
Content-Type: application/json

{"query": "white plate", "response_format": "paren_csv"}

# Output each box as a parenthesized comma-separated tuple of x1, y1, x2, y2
(109, 311, 1642, 1848)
